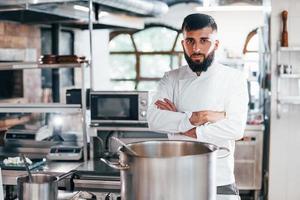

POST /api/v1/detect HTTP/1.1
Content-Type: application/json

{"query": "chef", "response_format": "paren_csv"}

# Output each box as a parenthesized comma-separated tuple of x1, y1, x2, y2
(147, 13, 248, 196)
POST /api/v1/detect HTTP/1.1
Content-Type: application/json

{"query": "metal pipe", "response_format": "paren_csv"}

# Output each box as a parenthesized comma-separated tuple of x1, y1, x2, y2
(51, 24, 60, 103)
(93, 0, 168, 16)
(80, 0, 94, 162)
(89, 0, 94, 90)
(81, 63, 88, 161)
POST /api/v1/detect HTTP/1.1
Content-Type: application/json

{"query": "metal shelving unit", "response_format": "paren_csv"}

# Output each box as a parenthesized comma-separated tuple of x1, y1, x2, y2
(276, 44, 300, 118)
(0, 62, 89, 161)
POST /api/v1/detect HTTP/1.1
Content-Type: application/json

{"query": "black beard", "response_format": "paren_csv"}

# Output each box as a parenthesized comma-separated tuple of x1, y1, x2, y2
(184, 50, 215, 73)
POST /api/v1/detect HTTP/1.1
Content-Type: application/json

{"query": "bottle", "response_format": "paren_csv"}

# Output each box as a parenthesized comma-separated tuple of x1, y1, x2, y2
(278, 64, 284, 75)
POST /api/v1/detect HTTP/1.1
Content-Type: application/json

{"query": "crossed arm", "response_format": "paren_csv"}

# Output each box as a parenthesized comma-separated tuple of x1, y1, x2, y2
(155, 98, 225, 139)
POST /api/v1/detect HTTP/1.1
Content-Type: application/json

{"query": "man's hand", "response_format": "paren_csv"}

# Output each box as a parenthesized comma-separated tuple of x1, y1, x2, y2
(181, 127, 197, 139)
(155, 98, 177, 112)
(189, 111, 226, 126)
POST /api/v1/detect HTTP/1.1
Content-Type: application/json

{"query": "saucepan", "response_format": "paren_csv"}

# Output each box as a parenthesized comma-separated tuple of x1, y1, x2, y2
(17, 170, 77, 200)
(101, 140, 230, 200)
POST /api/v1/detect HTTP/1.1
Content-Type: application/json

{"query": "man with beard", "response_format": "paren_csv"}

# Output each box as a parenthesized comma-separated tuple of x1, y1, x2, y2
(147, 13, 248, 196)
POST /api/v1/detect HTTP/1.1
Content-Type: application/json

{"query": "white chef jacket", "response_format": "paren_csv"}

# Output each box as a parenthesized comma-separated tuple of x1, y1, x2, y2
(147, 61, 249, 186)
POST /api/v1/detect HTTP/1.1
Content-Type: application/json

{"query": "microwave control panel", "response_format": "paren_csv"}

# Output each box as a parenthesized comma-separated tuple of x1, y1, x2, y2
(138, 92, 148, 121)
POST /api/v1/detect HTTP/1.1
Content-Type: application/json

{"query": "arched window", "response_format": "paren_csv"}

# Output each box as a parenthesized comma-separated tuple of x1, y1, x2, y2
(109, 26, 184, 91)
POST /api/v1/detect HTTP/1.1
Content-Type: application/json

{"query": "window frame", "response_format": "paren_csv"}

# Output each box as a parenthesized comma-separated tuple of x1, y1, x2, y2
(109, 25, 184, 90)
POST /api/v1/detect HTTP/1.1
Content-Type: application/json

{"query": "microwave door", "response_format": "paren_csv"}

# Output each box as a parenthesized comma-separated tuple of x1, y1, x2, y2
(91, 94, 139, 122)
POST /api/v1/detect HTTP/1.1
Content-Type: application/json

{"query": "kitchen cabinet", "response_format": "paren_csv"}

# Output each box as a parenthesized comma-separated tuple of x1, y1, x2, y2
(0, 62, 89, 160)
(235, 127, 264, 186)
(276, 44, 300, 118)
(234, 125, 264, 200)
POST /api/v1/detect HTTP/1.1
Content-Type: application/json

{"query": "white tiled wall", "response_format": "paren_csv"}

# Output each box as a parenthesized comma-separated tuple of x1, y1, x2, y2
(269, 0, 300, 199)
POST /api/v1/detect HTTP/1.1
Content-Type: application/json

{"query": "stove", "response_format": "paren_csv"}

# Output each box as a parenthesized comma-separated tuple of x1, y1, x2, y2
(58, 190, 120, 200)
(58, 191, 238, 200)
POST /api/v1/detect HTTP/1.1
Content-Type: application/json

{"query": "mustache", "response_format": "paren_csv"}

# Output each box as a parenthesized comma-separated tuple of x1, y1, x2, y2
(191, 53, 205, 57)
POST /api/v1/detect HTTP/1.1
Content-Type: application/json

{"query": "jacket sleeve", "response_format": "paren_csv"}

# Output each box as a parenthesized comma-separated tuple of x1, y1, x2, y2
(147, 72, 194, 133)
(196, 73, 249, 142)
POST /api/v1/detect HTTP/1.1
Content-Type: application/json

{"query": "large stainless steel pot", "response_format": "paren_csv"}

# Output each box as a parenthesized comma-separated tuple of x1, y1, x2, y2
(101, 140, 229, 200)
(17, 170, 76, 200)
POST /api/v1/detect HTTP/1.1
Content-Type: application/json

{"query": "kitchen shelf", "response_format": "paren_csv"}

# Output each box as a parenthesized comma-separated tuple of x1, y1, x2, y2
(0, 62, 84, 71)
(276, 43, 300, 118)
(0, 103, 81, 113)
(279, 46, 300, 51)
(279, 74, 300, 79)
(277, 96, 300, 104)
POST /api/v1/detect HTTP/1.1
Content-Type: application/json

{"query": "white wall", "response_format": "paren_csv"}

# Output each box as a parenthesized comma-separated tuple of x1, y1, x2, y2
(269, 0, 300, 199)
(74, 29, 110, 90)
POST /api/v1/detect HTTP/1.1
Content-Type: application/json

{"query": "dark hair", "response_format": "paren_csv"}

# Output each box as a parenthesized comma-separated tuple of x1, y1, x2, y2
(181, 13, 217, 32)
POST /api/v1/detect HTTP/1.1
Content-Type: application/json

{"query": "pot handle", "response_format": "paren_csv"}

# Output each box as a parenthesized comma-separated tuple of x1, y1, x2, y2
(100, 158, 130, 170)
(56, 170, 77, 182)
(217, 147, 230, 159)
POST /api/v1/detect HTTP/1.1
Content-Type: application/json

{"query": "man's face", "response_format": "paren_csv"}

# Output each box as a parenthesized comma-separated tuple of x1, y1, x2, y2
(181, 27, 219, 73)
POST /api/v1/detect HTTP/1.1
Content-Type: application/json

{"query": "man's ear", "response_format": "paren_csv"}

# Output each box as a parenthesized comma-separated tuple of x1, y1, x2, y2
(214, 40, 219, 51)
(181, 40, 188, 53)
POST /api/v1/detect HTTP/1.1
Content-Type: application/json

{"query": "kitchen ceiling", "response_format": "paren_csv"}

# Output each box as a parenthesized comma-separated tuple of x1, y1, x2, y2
(144, 0, 264, 30)
(0, 0, 263, 29)
(0, 0, 169, 29)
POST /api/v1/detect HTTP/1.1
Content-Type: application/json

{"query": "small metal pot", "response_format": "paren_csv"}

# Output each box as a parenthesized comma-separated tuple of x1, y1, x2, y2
(17, 170, 76, 200)
(101, 140, 229, 200)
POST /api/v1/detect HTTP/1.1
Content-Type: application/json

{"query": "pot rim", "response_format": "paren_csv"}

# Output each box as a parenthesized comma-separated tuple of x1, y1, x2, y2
(119, 140, 220, 158)
(17, 173, 58, 184)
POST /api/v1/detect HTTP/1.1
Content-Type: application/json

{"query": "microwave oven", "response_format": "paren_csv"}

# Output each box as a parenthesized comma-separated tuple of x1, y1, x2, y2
(90, 91, 148, 126)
